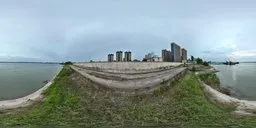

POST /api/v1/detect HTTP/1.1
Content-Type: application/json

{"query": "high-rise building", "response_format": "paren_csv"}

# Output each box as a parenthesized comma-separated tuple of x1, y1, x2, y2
(124, 51, 132, 62)
(162, 49, 167, 62)
(162, 49, 171, 62)
(181, 48, 187, 61)
(191, 56, 194, 61)
(167, 51, 172, 62)
(116, 51, 123, 62)
(108, 54, 114, 62)
(171, 42, 181, 62)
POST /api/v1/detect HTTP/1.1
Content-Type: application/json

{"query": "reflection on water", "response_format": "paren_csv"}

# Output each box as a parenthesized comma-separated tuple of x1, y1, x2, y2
(213, 63, 256, 100)
(0, 63, 61, 101)
(231, 66, 237, 81)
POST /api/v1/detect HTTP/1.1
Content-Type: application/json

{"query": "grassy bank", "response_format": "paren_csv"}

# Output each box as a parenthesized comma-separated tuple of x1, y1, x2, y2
(1, 66, 256, 127)
(198, 72, 233, 96)
(198, 72, 220, 89)
(189, 65, 212, 72)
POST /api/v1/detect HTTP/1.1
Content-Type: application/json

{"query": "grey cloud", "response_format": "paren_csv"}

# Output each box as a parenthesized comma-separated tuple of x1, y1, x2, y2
(0, 0, 256, 62)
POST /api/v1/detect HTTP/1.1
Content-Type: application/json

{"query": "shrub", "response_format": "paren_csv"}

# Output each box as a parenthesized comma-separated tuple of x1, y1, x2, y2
(202, 61, 209, 66)
(64, 61, 73, 65)
(195, 58, 203, 64)
(198, 73, 220, 89)
(192, 66, 196, 72)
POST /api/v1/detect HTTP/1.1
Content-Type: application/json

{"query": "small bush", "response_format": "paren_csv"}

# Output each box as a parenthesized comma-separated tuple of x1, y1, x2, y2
(64, 61, 73, 65)
(192, 66, 196, 72)
(195, 58, 203, 64)
(198, 73, 220, 89)
(202, 61, 209, 66)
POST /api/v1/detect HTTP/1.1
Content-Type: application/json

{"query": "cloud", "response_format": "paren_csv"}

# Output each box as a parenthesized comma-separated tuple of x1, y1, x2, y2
(1, 0, 256, 62)
(0, 55, 42, 62)
(201, 41, 239, 61)
(227, 50, 256, 58)
(202, 50, 227, 54)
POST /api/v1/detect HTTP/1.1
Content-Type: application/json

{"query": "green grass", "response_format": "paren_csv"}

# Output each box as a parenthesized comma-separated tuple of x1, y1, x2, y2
(1, 66, 256, 127)
(191, 65, 212, 71)
(198, 72, 220, 89)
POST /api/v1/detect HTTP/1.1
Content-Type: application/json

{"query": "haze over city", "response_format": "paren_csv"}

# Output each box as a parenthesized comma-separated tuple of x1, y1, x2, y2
(0, 0, 256, 62)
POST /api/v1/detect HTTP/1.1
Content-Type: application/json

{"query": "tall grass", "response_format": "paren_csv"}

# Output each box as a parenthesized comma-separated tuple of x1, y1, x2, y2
(198, 72, 220, 89)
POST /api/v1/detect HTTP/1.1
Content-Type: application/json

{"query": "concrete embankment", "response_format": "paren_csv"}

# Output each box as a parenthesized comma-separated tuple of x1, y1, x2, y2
(197, 68, 256, 115)
(71, 62, 187, 93)
(202, 81, 256, 115)
(0, 66, 63, 110)
(75, 62, 182, 74)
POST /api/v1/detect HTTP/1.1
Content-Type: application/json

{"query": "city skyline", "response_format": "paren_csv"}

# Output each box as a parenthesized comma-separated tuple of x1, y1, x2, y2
(106, 42, 187, 62)
(107, 51, 132, 62)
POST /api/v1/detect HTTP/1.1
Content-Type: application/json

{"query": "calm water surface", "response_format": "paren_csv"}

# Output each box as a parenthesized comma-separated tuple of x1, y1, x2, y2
(213, 63, 256, 100)
(0, 63, 61, 101)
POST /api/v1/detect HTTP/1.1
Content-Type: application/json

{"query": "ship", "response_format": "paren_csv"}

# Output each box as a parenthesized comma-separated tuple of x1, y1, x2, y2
(223, 61, 239, 65)
(223, 59, 239, 65)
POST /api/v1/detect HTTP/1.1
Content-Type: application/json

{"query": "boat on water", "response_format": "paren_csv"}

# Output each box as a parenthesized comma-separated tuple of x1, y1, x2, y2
(223, 61, 239, 65)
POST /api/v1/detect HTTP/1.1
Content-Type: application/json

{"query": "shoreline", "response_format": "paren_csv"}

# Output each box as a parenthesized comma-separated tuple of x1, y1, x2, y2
(203, 82, 256, 115)
(198, 65, 256, 115)
(0, 66, 63, 110)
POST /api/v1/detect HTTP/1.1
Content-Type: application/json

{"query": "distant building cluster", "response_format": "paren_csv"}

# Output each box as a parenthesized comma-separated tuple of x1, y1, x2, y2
(143, 53, 162, 62)
(162, 42, 187, 62)
(107, 51, 132, 62)
(106, 42, 187, 63)
(141, 42, 187, 62)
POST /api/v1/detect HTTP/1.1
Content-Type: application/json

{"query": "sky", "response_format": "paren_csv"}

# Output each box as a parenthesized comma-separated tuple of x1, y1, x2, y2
(1, 0, 256, 62)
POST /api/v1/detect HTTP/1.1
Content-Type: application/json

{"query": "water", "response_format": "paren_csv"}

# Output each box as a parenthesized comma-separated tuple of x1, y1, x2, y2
(0, 63, 61, 101)
(212, 63, 256, 100)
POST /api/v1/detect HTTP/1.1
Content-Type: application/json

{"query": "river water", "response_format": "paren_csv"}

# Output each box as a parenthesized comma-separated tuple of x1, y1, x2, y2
(212, 63, 256, 100)
(0, 63, 61, 101)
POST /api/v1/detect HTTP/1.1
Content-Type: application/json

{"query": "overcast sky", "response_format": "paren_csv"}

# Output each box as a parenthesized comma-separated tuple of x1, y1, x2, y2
(1, 0, 256, 62)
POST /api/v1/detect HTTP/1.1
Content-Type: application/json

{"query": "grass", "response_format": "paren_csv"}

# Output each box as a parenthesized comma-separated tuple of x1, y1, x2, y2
(1, 66, 256, 127)
(197, 72, 233, 96)
(191, 65, 212, 71)
(198, 72, 220, 89)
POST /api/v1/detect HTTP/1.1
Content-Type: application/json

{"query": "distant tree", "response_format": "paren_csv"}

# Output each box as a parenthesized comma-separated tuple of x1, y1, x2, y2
(195, 58, 203, 64)
(146, 52, 157, 58)
(142, 58, 147, 62)
(133, 59, 140, 62)
(64, 61, 73, 65)
(202, 61, 209, 66)
(191, 56, 194, 61)
(144, 52, 157, 62)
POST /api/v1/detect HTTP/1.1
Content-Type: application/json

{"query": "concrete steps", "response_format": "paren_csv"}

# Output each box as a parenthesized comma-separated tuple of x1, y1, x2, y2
(71, 63, 187, 91)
